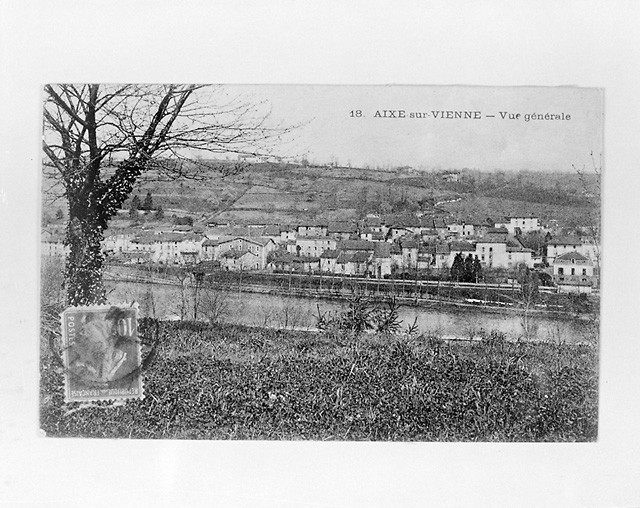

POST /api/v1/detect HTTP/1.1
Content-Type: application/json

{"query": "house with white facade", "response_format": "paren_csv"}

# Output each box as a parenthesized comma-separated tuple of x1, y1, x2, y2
(102, 228, 136, 254)
(283, 239, 297, 254)
(399, 238, 419, 270)
(229, 237, 277, 269)
(129, 235, 159, 258)
(220, 249, 260, 271)
(475, 238, 508, 268)
(372, 242, 392, 278)
(475, 235, 534, 269)
(553, 252, 595, 293)
(177, 234, 206, 263)
(495, 215, 541, 235)
(545, 236, 583, 264)
(296, 223, 328, 237)
(295, 236, 337, 257)
(335, 251, 371, 276)
(320, 249, 340, 273)
(202, 237, 233, 261)
(119, 251, 153, 265)
(417, 246, 432, 271)
(446, 221, 474, 237)
(205, 236, 276, 269)
(505, 239, 534, 268)
(150, 233, 205, 265)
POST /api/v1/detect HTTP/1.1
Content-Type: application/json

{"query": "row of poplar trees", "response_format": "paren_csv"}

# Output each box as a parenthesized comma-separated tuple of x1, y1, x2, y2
(450, 253, 483, 283)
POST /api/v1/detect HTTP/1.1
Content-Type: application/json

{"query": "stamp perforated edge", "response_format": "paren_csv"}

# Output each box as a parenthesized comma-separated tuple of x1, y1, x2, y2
(60, 302, 145, 404)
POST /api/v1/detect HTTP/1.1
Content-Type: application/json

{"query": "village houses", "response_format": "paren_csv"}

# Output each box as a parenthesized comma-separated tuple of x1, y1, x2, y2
(296, 223, 328, 237)
(399, 238, 419, 270)
(495, 215, 541, 235)
(295, 236, 337, 257)
(546, 236, 598, 265)
(42, 204, 598, 293)
(220, 249, 260, 271)
(447, 241, 476, 267)
(102, 228, 137, 254)
(327, 221, 358, 240)
(552, 252, 595, 293)
(446, 221, 475, 237)
(203, 236, 276, 269)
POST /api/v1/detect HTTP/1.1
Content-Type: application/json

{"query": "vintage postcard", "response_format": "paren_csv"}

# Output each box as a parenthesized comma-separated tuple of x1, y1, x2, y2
(40, 84, 602, 440)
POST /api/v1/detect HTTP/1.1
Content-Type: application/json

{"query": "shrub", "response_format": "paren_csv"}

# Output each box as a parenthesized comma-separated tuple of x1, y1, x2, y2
(40, 320, 598, 441)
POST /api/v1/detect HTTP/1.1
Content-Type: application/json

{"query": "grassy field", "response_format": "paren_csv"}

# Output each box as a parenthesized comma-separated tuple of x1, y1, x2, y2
(40, 318, 598, 441)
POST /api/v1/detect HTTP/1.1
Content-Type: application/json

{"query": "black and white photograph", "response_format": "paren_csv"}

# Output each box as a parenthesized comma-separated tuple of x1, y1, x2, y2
(3, 2, 640, 505)
(40, 84, 602, 441)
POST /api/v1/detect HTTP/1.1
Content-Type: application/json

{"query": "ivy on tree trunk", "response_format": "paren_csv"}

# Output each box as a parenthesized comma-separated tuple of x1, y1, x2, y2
(64, 158, 145, 305)
(43, 84, 295, 306)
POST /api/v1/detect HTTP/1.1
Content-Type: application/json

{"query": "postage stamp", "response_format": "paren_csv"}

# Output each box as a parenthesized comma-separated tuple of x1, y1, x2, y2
(60, 304, 144, 403)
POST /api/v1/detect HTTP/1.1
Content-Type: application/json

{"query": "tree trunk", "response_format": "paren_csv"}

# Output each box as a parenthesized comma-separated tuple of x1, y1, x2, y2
(64, 215, 107, 306)
(62, 156, 147, 306)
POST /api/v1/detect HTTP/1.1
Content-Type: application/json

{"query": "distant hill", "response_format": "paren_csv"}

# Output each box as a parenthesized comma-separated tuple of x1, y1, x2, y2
(42, 160, 599, 228)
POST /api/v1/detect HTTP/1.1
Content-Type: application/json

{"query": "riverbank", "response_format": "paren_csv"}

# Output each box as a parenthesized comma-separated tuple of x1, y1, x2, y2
(40, 319, 598, 441)
(105, 275, 593, 321)
(105, 265, 594, 321)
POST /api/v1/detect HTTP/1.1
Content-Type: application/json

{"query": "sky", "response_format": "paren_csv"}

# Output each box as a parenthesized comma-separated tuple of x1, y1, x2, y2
(211, 84, 604, 173)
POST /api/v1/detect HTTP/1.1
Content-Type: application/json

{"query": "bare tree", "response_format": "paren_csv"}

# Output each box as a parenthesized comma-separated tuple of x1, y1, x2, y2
(174, 268, 192, 321)
(573, 151, 602, 266)
(515, 263, 539, 340)
(574, 151, 602, 337)
(278, 300, 305, 330)
(43, 84, 296, 305)
(197, 286, 231, 324)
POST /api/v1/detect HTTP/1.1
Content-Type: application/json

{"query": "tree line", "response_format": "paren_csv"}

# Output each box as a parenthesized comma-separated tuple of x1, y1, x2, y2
(449, 253, 483, 283)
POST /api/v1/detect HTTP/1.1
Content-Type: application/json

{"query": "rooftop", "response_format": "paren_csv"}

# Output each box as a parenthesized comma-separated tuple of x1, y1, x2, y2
(554, 251, 591, 263)
(337, 251, 371, 264)
(449, 241, 475, 252)
(338, 239, 376, 251)
(221, 249, 255, 260)
(327, 221, 358, 233)
(296, 235, 334, 242)
(400, 239, 419, 249)
(320, 250, 340, 259)
(373, 243, 392, 258)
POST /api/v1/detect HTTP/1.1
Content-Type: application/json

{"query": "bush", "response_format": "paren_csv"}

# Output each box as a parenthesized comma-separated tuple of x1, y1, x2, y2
(314, 295, 402, 335)
(40, 321, 598, 441)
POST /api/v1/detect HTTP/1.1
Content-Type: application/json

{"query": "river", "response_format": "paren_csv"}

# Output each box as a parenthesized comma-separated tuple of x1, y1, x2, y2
(106, 280, 597, 344)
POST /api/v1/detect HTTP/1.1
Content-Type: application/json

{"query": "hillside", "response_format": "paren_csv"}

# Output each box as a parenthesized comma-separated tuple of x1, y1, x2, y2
(42, 161, 599, 228)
